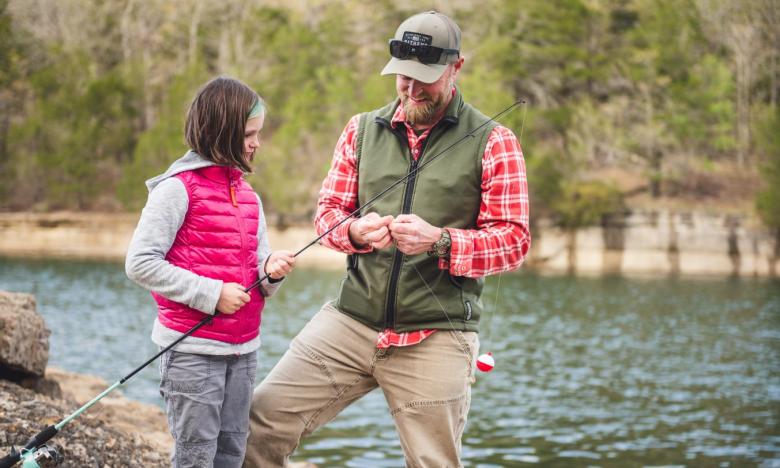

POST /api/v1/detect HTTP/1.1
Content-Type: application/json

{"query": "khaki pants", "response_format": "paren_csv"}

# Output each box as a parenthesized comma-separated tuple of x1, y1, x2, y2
(243, 302, 478, 468)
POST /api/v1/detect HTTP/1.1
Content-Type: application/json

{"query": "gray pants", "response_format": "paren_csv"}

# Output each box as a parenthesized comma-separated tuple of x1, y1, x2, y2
(160, 350, 257, 468)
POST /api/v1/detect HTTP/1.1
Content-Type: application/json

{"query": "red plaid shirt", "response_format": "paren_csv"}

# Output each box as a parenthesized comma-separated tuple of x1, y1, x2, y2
(316, 94, 531, 348)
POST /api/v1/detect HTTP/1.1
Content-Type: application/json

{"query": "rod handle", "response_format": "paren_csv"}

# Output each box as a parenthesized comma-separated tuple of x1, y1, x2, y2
(0, 448, 20, 468)
(0, 424, 58, 468)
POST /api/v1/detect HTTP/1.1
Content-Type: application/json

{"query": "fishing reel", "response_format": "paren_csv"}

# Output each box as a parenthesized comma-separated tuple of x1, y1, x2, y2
(20, 445, 62, 468)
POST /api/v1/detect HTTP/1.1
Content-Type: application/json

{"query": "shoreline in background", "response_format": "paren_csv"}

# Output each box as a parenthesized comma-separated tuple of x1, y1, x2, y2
(0, 211, 346, 269)
(0, 211, 777, 277)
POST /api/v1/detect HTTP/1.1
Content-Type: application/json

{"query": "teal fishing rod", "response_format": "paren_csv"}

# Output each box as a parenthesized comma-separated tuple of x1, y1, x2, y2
(0, 310, 217, 468)
(0, 99, 523, 468)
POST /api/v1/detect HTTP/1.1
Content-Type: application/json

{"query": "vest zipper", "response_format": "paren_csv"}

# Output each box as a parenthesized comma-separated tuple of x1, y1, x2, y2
(384, 130, 432, 329)
(228, 168, 248, 285)
(384, 156, 417, 329)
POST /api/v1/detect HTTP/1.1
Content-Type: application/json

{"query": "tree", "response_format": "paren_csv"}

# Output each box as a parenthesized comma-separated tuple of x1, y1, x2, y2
(0, 0, 773, 223)
(8, 52, 141, 210)
(117, 64, 207, 210)
(0, 0, 20, 200)
(755, 106, 780, 229)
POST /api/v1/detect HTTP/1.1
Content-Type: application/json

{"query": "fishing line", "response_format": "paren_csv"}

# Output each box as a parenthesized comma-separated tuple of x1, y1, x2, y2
(481, 274, 504, 345)
(409, 262, 472, 363)
(245, 99, 525, 292)
(406, 99, 529, 373)
(0, 100, 523, 468)
(480, 99, 529, 348)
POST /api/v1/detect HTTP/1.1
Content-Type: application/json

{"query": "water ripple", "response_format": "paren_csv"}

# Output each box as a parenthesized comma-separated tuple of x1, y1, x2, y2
(2, 260, 779, 465)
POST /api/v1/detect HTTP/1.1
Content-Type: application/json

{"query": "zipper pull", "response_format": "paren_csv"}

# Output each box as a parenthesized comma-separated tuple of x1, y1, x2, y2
(230, 186, 238, 207)
(227, 168, 238, 207)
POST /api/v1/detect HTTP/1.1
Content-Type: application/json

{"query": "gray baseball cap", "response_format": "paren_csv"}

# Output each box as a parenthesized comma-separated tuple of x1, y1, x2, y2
(380, 11, 461, 84)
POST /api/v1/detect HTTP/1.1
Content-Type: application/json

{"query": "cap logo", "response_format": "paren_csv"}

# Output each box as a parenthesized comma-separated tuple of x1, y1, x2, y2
(402, 31, 432, 46)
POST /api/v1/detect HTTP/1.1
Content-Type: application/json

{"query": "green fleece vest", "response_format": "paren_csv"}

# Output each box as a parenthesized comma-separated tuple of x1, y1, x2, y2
(336, 91, 497, 332)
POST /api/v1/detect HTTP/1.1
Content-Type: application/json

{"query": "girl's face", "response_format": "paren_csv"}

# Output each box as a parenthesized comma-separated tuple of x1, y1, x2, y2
(244, 114, 264, 163)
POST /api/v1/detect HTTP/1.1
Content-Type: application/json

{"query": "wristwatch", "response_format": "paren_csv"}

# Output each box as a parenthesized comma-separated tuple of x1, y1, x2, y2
(429, 229, 451, 258)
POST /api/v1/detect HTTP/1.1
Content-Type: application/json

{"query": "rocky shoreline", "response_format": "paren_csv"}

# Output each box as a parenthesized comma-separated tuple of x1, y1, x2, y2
(0, 211, 778, 277)
(0, 369, 170, 467)
(0, 289, 170, 466)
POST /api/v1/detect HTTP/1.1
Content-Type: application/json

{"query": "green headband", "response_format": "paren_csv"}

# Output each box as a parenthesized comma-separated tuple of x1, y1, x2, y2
(248, 99, 265, 119)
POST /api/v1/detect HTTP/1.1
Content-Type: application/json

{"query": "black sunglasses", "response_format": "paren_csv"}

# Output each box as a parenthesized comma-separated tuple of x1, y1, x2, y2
(388, 40, 459, 65)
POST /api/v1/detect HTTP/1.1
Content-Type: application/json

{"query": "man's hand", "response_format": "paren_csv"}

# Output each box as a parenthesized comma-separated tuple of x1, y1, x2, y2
(349, 212, 394, 249)
(389, 214, 442, 255)
(216, 282, 251, 314)
(265, 250, 296, 279)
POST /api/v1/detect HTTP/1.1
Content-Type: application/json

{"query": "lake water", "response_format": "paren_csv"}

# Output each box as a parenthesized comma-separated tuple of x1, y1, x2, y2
(1, 257, 779, 467)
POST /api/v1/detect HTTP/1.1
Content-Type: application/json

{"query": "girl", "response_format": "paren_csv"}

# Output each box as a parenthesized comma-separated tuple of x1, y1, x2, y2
(125, 76, 295, 467)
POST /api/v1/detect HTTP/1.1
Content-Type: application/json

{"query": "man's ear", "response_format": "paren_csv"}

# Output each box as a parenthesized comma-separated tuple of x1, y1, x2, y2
(450, 57, 465, 82)
(452, 57, 465, 73)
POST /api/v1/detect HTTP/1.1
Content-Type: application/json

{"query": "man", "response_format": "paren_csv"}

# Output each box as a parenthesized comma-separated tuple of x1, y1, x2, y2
(244, 10, 530, 467)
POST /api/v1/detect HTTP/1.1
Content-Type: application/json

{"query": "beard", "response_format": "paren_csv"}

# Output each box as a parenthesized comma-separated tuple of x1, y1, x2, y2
(401, 75, 453, 126)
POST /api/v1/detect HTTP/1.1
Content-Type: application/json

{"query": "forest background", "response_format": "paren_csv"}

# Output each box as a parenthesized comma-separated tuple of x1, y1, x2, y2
(0, 0, 778, 236)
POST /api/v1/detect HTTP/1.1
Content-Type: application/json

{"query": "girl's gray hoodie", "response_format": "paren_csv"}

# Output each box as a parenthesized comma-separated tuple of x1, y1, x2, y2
(125, 151, 282, 355)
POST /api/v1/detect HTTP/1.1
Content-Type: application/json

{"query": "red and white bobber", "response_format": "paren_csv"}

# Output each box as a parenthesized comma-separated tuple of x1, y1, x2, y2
(476, 352, 495, 372)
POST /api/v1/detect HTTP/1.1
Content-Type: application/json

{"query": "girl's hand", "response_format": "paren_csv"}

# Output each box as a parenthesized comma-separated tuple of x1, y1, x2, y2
(217, 282, 251, 314)
(265, 250, 296, 280)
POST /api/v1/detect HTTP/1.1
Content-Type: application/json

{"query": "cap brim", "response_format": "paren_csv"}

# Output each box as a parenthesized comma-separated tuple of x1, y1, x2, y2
(380, 57, 447, 84)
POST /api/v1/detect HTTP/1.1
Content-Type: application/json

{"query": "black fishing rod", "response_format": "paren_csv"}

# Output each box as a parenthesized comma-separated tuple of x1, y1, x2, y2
(0, 311, 215, 468)
(0, 99, 523, 468)
(245, 99, 525, 291)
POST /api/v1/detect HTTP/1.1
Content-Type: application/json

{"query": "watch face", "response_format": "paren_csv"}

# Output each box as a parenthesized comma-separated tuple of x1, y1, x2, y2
(431, 230, 451, 257)
(434, 235, 451, 256)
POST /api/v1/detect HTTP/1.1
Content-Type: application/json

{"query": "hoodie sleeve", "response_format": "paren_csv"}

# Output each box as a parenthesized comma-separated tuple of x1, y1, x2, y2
(256, 194, 284, 297)
(125, 177, 223, 314)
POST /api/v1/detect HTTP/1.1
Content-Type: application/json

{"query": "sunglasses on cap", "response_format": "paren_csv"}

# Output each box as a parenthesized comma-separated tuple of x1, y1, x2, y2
(388, 39, 459, 65)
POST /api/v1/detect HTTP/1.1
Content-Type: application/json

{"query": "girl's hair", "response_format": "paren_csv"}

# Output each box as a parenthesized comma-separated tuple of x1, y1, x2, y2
(185, 76, 264, 173)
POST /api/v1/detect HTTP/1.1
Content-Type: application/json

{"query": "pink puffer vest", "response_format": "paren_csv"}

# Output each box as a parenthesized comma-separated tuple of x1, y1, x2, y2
(153, 165, 265, 344)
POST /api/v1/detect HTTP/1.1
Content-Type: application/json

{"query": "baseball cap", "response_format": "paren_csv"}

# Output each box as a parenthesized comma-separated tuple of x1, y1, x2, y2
(380, 11, 461, 84)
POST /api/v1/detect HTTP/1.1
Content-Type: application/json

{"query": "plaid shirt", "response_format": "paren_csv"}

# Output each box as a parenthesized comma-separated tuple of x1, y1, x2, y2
(316, 94, 531, 348)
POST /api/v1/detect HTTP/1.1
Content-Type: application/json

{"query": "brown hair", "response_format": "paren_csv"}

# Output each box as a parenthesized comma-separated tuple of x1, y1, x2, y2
(184, 76, 263, 173)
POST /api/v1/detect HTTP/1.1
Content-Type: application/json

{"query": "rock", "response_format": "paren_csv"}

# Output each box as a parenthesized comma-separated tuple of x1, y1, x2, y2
(45, 368, 317, 467)
(0, 379, 167, 467)
(0, 375, 318, 467)
(19, 375, 62, 399)
(0, 291, 50, 379)
(46, 367, 173, 456)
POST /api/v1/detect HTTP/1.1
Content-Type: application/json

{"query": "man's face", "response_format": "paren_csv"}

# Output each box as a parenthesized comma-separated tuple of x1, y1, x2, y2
(396, 65, 455, 126)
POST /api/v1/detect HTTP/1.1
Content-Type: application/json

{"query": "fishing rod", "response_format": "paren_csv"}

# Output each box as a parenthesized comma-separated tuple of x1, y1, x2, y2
(245, 98, 525, 291)
(0, 310, 216, 468)
(0, 99, 523, 468)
